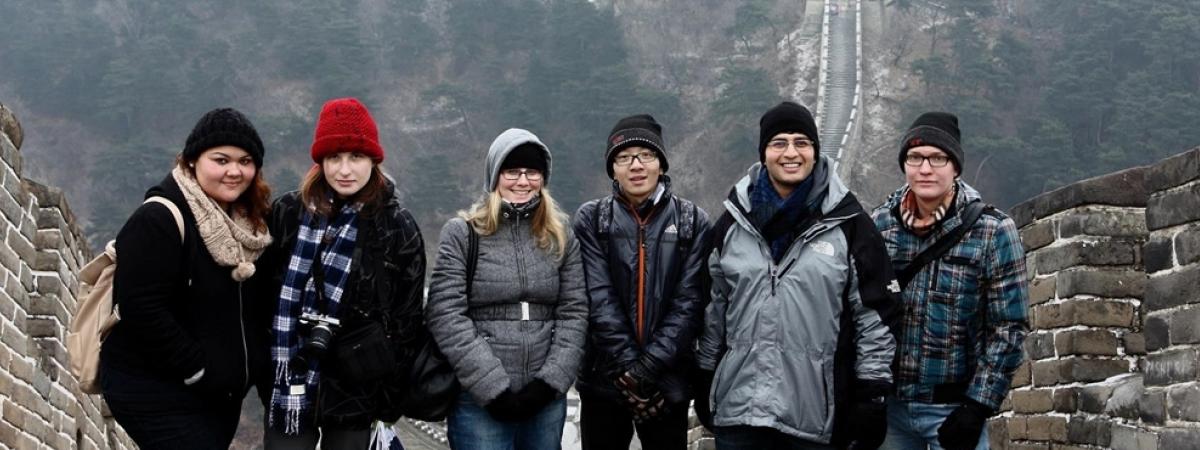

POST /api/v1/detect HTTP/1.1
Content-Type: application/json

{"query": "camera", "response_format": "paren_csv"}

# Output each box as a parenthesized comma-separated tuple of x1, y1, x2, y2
(292, 313, 341, 370)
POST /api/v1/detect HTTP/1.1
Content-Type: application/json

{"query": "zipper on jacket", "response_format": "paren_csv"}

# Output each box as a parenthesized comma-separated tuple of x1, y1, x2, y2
(512, 213, 528, 292)
(238, 282, 249, 390)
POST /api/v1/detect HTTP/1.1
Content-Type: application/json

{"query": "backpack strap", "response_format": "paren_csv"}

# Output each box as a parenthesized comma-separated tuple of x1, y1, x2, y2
(595, 197, 614, 253)
(897, 200, 992, 290)
(144, 196, 185, 244)
(465, 222, 479, 298)
(710, 211, 736, 257)
(676, 198, 697, 247)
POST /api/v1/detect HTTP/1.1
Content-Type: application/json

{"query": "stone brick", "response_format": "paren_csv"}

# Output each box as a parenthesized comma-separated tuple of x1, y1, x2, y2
(6, 227, 35, 264)
(1034, 299, 1136, 329)
(1006, 416, 1029, 440)
(1, 322, 29, 354)
(33, 250, 59, 271)
(1059, 208, 1147, 239)
(1144, 233, 1175, 273)
(1146, 147, 1200, 192)
(1145, 264, 1200, 312)
(1067, 415, 1111, 446)
(1033, 360, 1062, 386)
(1145, 313, 1169, 351)
(1021, 219, 1057, 251)
(1167, 383, 1200, 421)
(1054, 329, 1119, 356)
(34, 275, 60, 296)
(1012, 361, 1032, 388)
(987, 418, 1007, 450)
(1177, 224, 1200, 267)
(33, 229, 63, 249)
(0, 290, 13, 320)
(1025, 332, 1056, 360)
(35, 208, 66, 232)
(1029, 275, 1057, 305)
(1057, 268, 1145, 299)
(1063, 358, 1130, 383)
(1105, 374, 1144, 419)
(1136, 392, 1167, 429)
(0, 420, 16, 449)
(1011, 389, 1054, 413)
(1160, 428, 1200, 450)
(1145, 348, 1199, 386)
(1078, 384, 1115, 413)
(1034, 240, 1140, 274)
(1025, 415, 1068, 442)
(25, 318, 55, 338)
(1007, 444, 1049, 450)
(1147, 181, 1200, 230)
(1170, 305, 1200, 344)
(1110, 423, 1158, 450)
(0, 190, 22, 227)
(1052, 387, 1077, 412)
(0, 240, 18, 275)
(1010, 166, 1146, 228)
(1123, 333, 1146, 355)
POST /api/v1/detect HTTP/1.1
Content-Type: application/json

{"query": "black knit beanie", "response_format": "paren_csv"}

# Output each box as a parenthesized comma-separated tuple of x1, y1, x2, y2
(605, 114, 667, 178)
(899, 112, 963, 174)
(183, 108, 265, 167)
(758, 102, 820, 163)
(500, 143, 549, 174)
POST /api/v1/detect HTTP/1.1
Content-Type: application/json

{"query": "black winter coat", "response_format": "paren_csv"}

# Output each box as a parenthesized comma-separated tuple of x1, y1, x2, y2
(102, 175, 273, 403)
(260, 181, 426, 425)
(571, 180, 712, 404)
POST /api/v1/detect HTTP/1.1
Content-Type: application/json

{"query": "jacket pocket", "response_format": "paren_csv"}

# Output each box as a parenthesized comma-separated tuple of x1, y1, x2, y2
(922, 290, 971, 376)
(782, 350, 834, 436)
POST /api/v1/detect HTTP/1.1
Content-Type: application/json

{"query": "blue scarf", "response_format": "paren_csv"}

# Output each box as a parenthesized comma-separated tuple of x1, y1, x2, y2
(269, 204, 360, 434)
(750, 167, 815, 263)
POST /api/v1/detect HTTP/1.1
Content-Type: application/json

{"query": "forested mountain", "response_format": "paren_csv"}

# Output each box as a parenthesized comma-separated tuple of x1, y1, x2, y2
(1, 0, 1197, 252)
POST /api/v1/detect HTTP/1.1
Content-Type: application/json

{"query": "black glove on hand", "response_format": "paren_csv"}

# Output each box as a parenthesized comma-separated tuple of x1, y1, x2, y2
(691, 367, 716, 430)
(515, 379, 557, 416)
(937, 399, 993, 450)
(615, 370, 666, 423)
(485, 389, 525, 422)
(847, 380, 890, 450)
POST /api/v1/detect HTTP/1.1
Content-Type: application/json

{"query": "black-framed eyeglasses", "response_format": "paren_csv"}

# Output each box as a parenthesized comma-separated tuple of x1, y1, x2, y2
(613, 151, 658, 166)
(500, 168, 543, 181)
(766, 138, 814, 152)
(904, 154, 952, 168)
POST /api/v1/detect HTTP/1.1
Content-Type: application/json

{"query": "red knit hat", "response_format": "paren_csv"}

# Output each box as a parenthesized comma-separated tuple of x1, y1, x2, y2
(311, 97, 384, 163)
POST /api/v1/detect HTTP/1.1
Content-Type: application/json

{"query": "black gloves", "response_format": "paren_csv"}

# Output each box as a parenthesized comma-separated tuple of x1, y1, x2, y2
(515, 379, 557, 415)
(937, 398, 993, 450)
(485, 389, 524, 422)
(691, 367, 715, 430)
(847, 380, 890, 450)
(486, 380, 560, 422)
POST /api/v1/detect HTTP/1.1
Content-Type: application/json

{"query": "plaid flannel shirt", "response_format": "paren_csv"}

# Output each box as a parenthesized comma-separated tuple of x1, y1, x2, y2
(870, 181, 1029, 410)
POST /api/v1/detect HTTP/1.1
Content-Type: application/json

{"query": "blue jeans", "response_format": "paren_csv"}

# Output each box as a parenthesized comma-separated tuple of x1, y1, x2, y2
(447, 392, 566, 450)
(880, 397, 989, 450)
(714, 426, 834, 450)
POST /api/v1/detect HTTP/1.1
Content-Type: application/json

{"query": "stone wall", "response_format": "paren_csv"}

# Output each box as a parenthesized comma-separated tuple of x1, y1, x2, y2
(994, 146, 1200, 450)
(0, 104, 133, 449)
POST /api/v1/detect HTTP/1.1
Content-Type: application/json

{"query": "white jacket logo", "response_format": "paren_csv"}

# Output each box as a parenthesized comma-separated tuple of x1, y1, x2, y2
(664, 224, 678, 234)
(808, 240, 835, 257)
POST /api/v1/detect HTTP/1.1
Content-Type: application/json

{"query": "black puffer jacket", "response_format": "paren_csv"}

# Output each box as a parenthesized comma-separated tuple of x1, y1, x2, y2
(261, 179, 426, 425)
(102, 175, 272, 403)
(572, 179, 711, 404)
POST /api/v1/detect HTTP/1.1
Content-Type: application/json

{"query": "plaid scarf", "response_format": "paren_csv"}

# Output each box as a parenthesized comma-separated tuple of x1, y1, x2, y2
(750, 167, 815, 263)
(268, 203, 360, 434)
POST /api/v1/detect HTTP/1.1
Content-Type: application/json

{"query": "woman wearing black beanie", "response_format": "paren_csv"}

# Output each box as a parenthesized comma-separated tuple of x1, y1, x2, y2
(99, 107, 274, 449)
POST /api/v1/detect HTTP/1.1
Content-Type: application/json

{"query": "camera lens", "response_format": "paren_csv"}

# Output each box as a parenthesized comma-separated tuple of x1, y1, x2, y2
(304, 323, 334, 359)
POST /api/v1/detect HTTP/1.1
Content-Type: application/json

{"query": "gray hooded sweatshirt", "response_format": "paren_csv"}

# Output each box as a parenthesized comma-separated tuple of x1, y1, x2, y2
(426, 128, 588, 405)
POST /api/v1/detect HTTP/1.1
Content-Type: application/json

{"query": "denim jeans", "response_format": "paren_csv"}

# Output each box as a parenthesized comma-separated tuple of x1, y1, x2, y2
(880, 397, 989, 450)
(714, 426, 834, 450)
(447, 392, 567, 450)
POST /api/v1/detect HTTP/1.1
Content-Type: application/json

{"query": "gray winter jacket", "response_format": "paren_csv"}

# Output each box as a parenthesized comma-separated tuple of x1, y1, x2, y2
(696, 159, 899, 444)
(426, 129, 588, 406)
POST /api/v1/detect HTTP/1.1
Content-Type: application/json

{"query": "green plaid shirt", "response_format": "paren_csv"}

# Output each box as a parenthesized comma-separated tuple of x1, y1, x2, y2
(871, 181, 1029, 410)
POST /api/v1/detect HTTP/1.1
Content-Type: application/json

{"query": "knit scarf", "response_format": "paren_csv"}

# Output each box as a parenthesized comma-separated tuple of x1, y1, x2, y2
(750, 167, 815, 263)
(171, 166, 272, 281)
(268, 204, 360, 435)
(899, 183, 957, 236)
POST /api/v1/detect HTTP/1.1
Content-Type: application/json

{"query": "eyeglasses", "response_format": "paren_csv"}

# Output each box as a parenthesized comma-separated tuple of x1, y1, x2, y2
(904, 154, 952, 168)
(500, 168, 543, 181)
(766, 138, 814, 152)
(613, 151, 658, 166)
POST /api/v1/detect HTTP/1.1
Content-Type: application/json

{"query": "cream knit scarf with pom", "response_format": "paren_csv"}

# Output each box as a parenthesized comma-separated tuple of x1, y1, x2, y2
(172, 166, 272, 281)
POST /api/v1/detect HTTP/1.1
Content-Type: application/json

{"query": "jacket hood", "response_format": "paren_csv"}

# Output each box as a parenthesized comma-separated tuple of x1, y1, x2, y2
(729, 155, 847, 216)
(484, 128, 552, 193)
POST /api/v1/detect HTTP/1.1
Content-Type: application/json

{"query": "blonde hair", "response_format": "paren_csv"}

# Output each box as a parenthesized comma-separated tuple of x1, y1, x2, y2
(458, 189, 569, 260)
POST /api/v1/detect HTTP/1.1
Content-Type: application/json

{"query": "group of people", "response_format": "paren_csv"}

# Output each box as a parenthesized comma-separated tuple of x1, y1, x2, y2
(97, 97, 1029, 450)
